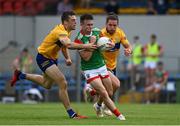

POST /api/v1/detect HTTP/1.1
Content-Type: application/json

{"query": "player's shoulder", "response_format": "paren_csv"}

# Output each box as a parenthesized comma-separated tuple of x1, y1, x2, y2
(116, 27, 125, 33)
(76, 31, 84, 40)
(101, 27, 106, 31)
(92, 27, 102, 36)
(55, 24, 69, 36)
(47, 25, 57, 34)
(57, 24, 68, 32)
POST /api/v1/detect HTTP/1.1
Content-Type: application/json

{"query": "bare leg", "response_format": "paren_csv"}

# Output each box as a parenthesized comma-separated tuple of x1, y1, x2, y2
(90, 78, 117, 113)
(97, 72, 120, 103)
(45, 65, 71, 110)
(145, 68, 151, 86)
(96, 75, 114, 105)
(154, 88, 161, 103)
(26, 73, 53, 89)
(91, 78, 125, 119)
(108, 71, 120, 94)
(144, 85, 154, 103)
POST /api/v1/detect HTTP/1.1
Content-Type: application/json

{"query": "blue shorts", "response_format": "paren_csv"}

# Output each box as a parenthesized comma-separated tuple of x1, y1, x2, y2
(107, 68, 116, 75)
(36, 53, 58, 73)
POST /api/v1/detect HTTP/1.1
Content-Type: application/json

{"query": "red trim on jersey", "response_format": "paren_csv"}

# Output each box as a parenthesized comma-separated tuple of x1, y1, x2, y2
(100, 74, 109, 79)
(80, 30, 86, 35)
(87, 76, 100, 83)
(163, 71, 169, 78)
(74, 39, 83, 44)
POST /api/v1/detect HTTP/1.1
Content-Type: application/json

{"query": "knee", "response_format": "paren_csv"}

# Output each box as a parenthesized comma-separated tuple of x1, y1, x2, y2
(114, 80, 120, 89)
(112, 79, 120, 91)
(107, 90, 113, 97)
(44, 81, 52, 89)
(99, 90, 109, 99)
(58, 79, 68, 90)
(154, 89, 160, 94)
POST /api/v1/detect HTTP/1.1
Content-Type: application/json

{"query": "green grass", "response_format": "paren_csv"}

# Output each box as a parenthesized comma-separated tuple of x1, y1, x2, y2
(0, 103, 180, 125)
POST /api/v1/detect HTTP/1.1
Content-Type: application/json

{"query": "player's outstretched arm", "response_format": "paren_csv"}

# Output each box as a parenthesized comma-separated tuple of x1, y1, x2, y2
(59, 36, 97, 50)
(61, 47, 72, 66)
(123, 43, 132, 56)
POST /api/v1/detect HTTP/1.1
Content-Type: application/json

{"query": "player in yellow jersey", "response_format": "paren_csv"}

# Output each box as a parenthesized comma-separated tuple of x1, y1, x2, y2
(10, 11, 96, 119)
(85, 13, 132, 116)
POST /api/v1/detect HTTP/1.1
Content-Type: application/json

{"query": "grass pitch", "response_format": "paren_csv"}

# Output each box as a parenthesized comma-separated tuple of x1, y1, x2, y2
(0, 103, 179, 125)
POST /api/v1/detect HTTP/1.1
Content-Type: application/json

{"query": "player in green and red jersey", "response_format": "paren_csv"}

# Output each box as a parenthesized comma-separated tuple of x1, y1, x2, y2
(74, 14, 126, 120)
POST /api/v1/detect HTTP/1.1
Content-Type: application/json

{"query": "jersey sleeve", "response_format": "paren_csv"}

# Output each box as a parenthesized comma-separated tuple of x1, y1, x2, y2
(58, 30, 68, 39)
(120, 29, 129, 45)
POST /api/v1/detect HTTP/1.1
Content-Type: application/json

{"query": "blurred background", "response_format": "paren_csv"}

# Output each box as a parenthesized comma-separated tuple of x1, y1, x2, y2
(0, 0, 180, 104)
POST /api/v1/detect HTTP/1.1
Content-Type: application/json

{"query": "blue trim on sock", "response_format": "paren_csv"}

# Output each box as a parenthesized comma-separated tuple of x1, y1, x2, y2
(97, 103, 102, 107)
(67, 109, 76, 118)
(19, 72, 26, 79)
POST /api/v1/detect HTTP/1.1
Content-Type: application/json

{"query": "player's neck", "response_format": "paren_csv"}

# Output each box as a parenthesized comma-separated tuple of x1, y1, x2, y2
(150, 41, 156, 45)
(63, 24, 71, 33)
(106, 29, 114, 35)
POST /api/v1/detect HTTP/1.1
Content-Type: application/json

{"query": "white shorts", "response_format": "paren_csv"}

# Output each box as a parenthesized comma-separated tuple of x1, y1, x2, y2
(144, 61, 157, 69)
(83, 65, 109, 83)
(154, 83, 161, 89)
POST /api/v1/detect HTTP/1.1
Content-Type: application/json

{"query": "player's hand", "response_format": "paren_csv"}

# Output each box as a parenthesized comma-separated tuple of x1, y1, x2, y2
(65, 59, 72, 66)
(124, 47, 132, 56)
(89, 35, 96, 44)
(107, 41, 115, 49)
(84, 43, 97, 49)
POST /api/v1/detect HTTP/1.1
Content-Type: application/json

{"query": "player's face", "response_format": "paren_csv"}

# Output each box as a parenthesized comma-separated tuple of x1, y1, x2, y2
(67, 15, 77, 30)
(106, 19, 118, 35)
(81, 20, 93, 34)
(158, 65, 163, 71)
(150, 37, 156, 43)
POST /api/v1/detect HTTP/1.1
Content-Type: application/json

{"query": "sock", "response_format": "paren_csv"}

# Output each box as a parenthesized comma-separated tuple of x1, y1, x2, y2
(96, 103, 102, 109)
(90, 89, 96, 96)
(67, 109, 76, 118)
(97, 103, 102, 107)
(113, 108, 121, 117)
(19, 72, 26, 79)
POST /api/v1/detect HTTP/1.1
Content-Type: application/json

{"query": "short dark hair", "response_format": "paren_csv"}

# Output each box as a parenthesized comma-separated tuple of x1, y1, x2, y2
(106, 12, 119, 24)
(157, 61, 163, 66)
(22, 48, 28, 52)
(151, 34, 157, 39)
(61, 11, 76, 23)
(80, 14, 93, 23)
(134, 36, 139, 40)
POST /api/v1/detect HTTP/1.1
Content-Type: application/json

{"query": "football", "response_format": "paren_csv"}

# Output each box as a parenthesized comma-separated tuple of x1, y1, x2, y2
(97, 37, 112, 51)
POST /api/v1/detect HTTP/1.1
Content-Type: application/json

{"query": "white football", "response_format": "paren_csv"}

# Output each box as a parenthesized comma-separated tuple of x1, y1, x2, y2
(97, 37, 112, 51)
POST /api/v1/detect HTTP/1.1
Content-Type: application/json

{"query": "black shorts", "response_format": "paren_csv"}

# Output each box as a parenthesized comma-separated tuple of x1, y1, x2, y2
(107, 68, 116, 75)
(36, 53, 58, 73)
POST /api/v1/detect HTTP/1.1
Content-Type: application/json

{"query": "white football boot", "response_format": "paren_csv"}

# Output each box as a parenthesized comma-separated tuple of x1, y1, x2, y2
(93, 103, 104, 117)
(117, 114, 126, 120)
(101, 103, 113, 116)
